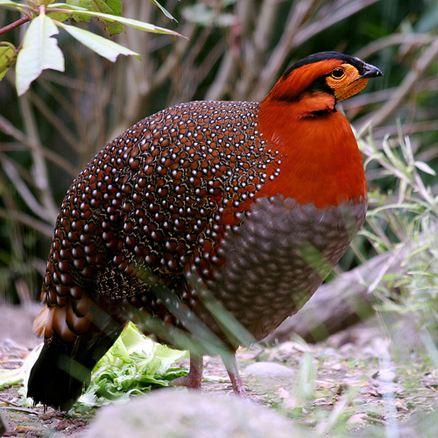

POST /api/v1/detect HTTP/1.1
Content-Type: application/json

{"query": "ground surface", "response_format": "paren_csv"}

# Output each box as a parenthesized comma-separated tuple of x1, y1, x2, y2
(0, 304, 436, 437)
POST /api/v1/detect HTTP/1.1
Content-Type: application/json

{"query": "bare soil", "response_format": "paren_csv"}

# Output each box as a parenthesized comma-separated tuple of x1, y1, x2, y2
(0, 304, 436, 437)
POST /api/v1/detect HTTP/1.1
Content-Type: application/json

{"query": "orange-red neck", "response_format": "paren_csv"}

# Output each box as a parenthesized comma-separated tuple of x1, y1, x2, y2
(258, 97, 366, 208)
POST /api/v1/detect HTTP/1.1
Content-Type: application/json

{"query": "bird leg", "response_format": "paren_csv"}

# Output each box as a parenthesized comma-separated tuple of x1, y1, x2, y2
(171, 353, 203, 389)
(223, 353, 247, 396)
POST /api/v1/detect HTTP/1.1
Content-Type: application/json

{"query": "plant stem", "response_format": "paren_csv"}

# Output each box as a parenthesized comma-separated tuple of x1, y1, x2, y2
(0, 16, 30, 36)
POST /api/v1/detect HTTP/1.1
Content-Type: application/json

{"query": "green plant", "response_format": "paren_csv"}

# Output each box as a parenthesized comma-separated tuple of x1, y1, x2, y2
(358, 128, 437, 342)
(0, 322, 188, 407)
(0, 0, 181, 95)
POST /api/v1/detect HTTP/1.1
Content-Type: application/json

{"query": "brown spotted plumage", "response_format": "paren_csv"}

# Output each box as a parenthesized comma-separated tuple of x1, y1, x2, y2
(28, 52, 382, 409)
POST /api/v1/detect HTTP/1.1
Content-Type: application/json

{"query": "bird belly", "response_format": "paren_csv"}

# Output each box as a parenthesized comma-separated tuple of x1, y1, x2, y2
(193, 195, 366, 341)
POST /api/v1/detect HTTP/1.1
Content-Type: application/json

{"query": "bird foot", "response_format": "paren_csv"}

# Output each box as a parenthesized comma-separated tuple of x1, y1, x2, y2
(171, 374, 202, 389)
(224, 354, 247, 397)
(171, 353, 203, 389)
(227, 370, 247, 397)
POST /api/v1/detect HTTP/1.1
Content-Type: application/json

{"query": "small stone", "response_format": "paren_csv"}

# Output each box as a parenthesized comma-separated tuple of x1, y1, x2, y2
(244, 362, 295, 394)
(84, 389, 304, 438)
(347, 413, 367, 426)
(244, 362, 294, 379)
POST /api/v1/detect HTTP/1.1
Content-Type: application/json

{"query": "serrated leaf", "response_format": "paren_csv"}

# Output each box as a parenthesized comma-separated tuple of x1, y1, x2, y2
(15, 13, 65, 95)
(414, 161, 436, 176)
(58, 22, 139, 62)
(66, 10, 182, 37)
(0, 42, 16, 81)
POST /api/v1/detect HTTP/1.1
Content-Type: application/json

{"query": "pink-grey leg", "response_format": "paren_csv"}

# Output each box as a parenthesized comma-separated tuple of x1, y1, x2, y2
(223, 353, 247, 396)
(172, 353, 203, 389)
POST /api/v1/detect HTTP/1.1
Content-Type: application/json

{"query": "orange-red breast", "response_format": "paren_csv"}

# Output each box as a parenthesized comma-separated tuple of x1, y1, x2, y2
(28, 51, 382, 409)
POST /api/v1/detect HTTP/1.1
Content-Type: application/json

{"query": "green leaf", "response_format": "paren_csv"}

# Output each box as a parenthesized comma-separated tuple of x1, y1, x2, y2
(63, 9, 182, 37)
(0, 367, 22, 389)
(102, 0, 121, 15)
(150, 0, 176, 22)
(0, 0, 24, 9)
(414, 161, 436, 176)
(78, 322, 187, 407)
(1, 323, 187, 408)
(15, 13, 65, 95)
(47, 2, 88, 23)
(57, 22, 140, 62)
(46, 12, 70, 22)
(48, 2, 88, 11)
(296, 353, 316, 402)
(0, 42, 16, 81)
(68, 0, 124, 34)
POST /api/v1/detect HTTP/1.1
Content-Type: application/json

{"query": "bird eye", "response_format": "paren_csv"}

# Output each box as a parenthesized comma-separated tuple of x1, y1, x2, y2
(331, 68, 345, 79)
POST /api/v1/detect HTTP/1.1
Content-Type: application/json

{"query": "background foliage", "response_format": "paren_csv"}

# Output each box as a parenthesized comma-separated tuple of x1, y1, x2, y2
(0, 1, 436, 435)
(0, 0, 436, 309)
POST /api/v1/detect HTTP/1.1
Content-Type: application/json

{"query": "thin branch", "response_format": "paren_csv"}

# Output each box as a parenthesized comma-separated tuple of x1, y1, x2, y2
(0, 16, 30, 36)
(0, 172, 24, 262)
(0, 155, 50, 222)
(234, 0, 281, 100)
(344, 77, 438, 113)
(0, 114, 77, 176)
(255, 0, 378, 100)
(168, 25, 214, 104)
(205, 52, 235, 100)
(356, 33, 437, 59)
(154, 23, 195, 89)
(0, 208, 52, 237)
(295, 0, 380, 54)
(19, 95, 58, 222)
(191, 39, 226, 101)
(0, 149, 35, 187)
(371, 120, 438, 139)
(39, 78, 81, 126)
(43, 71, 94, 92)
(117, 22, 195, 130)
(255, 0, 315, 99)
(28, 90, 80, 152)
(123, 0, 154, 115)
(361, 39, 438, 129)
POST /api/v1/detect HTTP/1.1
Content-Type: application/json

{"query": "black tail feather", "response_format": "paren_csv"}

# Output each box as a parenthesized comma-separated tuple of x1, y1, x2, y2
(27, 329, 121, 411)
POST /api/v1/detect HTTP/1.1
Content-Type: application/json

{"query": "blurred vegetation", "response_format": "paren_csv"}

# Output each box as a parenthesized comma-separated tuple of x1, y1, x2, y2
(0, 3, 437, 435)
(359, 130, 437, 340)
(0, 0, 436, 321)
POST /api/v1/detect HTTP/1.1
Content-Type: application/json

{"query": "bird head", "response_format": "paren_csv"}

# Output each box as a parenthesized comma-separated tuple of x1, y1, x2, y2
(265, 51, 382, 105)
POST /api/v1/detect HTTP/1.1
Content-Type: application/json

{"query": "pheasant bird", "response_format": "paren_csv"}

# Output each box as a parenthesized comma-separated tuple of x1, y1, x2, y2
(28, 51, 382, 410)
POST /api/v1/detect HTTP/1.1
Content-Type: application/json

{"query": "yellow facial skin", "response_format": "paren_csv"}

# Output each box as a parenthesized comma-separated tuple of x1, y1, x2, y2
(325, 63, 369, 101)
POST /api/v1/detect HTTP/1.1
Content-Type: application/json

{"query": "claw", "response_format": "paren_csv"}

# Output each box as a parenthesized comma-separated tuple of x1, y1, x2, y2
(223, 353, 247, 396)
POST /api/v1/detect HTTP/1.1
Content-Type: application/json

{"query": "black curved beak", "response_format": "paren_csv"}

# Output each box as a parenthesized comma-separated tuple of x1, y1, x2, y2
(361, 62, 383, 78)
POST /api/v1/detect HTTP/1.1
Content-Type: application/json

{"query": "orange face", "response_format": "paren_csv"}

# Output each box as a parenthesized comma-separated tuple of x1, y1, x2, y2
(259, 53, 383, 207)
(325, 63, 369, 101)
(265, 56, 382, 105)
